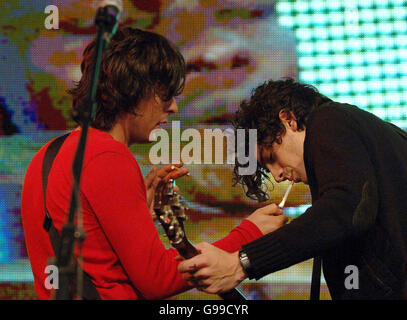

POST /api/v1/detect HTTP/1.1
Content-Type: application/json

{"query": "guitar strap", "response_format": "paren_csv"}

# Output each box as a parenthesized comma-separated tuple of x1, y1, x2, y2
(310, 256, 321, 300)
(42, 133, 101, 300)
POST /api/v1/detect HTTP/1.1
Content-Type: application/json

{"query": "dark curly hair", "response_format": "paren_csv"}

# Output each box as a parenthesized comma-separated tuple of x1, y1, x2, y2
(68, 27, 186, 130)
(232, 78, 331, 202)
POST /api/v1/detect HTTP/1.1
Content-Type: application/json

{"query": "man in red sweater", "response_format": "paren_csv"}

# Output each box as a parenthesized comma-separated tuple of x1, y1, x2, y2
(21, 27, 287, 300)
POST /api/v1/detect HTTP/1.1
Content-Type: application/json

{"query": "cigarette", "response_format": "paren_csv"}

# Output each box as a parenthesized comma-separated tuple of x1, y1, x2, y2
(278, 181, 294, 209)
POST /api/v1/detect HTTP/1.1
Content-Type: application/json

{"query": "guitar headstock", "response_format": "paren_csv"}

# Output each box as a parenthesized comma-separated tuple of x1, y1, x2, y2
(154, 179, 188, 245)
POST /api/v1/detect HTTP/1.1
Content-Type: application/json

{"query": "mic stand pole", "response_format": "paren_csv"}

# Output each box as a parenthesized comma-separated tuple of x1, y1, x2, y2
(55, 20, 110, 300)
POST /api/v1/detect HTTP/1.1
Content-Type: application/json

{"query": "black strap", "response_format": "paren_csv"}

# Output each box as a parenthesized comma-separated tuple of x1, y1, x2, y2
(42, 134, 70, 232)
(310, 256, 321, 300)
(42, 133, 101, 300)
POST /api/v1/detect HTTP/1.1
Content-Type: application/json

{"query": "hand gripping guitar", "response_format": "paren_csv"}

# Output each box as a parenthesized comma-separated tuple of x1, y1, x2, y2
(154, 179, 247, 300)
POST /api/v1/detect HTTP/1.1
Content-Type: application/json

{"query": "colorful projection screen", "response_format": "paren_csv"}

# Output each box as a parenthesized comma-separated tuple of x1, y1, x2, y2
(0, 0, 406, 299)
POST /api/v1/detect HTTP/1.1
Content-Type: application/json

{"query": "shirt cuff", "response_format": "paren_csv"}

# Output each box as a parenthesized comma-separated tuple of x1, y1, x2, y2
(237, 219, 264, 242)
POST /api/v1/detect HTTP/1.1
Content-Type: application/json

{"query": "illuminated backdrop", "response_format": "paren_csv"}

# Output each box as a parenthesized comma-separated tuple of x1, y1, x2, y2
(0, 0, 406, 299)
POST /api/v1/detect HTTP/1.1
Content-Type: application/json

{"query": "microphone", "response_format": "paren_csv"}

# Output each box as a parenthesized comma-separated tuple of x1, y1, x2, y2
(55, 1, 125, 300)
(95, 0, 123, 40)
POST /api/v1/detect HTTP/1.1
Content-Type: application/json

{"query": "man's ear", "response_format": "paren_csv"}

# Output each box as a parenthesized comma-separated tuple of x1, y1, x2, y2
(278, 109, 298, 131)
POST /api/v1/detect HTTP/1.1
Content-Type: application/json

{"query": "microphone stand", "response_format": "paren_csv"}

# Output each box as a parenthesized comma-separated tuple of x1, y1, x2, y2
(55, 9, 117, 300)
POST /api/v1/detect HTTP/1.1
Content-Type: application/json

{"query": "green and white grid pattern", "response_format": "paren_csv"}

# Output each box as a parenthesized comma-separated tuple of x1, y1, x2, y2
(276, 0, 407, 128)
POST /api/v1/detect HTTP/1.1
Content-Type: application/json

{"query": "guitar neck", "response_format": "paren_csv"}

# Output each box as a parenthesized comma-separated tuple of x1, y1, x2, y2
(173, 238, 247, 301)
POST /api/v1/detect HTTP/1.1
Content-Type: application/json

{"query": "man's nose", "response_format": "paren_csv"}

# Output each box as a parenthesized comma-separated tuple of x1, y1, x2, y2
(168, 98, 178, 114)
(268, 165, 286, 183)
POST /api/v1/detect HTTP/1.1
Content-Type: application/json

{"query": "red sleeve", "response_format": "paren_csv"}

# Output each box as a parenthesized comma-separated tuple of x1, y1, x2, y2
(81, 151, 263, 299)
(81, 152, 188, 299)
(213, 219, 263, 253)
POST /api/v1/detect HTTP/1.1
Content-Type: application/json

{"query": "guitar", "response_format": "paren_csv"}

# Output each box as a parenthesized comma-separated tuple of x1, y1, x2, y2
(154, 179, 247, 300)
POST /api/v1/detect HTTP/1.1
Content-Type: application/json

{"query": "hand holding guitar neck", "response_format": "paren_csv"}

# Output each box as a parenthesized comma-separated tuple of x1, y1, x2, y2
(154, 178, 247, 300)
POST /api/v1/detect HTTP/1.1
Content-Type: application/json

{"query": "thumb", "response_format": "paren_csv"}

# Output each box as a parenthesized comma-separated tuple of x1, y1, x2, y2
(145, 166, 157, 187)
(258, 203, 283, 215)
(152, 176, 161, 190)
(174, 254, 185, 261)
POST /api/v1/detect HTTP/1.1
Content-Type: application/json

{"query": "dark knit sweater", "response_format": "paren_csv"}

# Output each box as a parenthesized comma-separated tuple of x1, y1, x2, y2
(242, 101, 407, 299)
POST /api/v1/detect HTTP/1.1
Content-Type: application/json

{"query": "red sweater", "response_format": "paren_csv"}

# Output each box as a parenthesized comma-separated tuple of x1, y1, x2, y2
(21, 128, 263, 300)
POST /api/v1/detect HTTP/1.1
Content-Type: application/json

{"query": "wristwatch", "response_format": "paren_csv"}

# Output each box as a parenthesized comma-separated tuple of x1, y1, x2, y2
(238, 249, 252, 276)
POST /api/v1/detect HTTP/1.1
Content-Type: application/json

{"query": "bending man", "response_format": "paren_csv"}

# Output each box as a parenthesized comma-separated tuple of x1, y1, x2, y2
(178, 79, 407, 300)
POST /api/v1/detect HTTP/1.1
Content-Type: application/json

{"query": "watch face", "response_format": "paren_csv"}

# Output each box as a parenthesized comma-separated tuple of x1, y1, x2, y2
(239, 251, 249, 264)
(239, 250, 251, 277)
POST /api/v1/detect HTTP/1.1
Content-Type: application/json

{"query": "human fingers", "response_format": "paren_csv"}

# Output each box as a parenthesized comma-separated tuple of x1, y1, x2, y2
(182, 274, 205, 290)
(177, 255, 207, 274)
(174, 254, 185, 261)
(187, 268, 211, 281)
(151, 176, 161, 190)
(177, 242, 213, 275)
(257, 203, 283, 215)
(157, 163, 184, 178)
(163, 168, 190, 183)
(144, 166, 157, 187)
(280, 214, 289, 224)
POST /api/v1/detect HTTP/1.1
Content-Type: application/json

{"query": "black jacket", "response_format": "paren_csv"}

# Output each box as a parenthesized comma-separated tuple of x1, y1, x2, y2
(242, 101, 407, 299)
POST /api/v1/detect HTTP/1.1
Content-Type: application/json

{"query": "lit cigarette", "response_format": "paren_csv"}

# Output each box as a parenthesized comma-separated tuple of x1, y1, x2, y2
(278, 181, 294, 208)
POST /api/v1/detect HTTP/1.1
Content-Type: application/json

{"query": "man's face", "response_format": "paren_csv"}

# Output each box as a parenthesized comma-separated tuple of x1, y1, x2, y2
(129, 95, 178, 144)
(256, 118, 308, 185)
